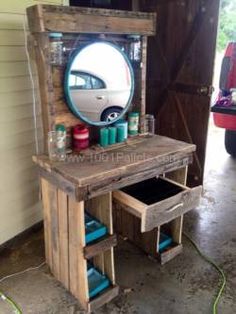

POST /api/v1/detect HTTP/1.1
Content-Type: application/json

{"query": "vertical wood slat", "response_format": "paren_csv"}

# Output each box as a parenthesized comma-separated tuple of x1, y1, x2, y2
(33, 33, 55, 151)
(167, 167, 187, 244)
(87, 193, 115, 284)
(87, 192, 113, 234)
(68, 198, 89, 309)
(50, 181, 60, 280)
(41, 178, 53, 268)
(41, 178, 60, 279)
(58, 190, 69, 289)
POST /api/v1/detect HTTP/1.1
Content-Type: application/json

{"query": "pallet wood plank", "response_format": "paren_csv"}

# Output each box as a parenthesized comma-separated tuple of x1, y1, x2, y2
(49, 181, 60, 280)
(33, 136, 195, 201)
(88, 285, 119, 313)
(41, 178, 53, 268)
(167, 167, 187, 244)
(87, 192, 115, 283)
(34, 136, 195, 186)
(159, 244, 183, 265)
(58, 189, 69, 289)
(68, 198, 89, 308)
(32, 33, 55, 151)
(84, 235, 117, 260)
(104, 248, 115, 285)
(27, 5, 156, 35)
(87, 193, 113, 234)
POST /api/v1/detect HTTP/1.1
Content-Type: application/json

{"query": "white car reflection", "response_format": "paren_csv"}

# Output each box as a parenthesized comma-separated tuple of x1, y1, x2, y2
(69, 70, 131, 122)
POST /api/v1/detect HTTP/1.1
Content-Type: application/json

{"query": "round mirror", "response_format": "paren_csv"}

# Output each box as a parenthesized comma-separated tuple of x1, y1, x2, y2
(64, 42, 134, 126)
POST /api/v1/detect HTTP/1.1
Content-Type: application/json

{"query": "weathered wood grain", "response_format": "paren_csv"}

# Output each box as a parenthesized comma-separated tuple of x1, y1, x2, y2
(32, 33, 55, 151)
(58, 189, 69, 289)
(88, 285, 119, 312)
(166, 167, 187, 245)
(41, 178, 53, 268)
(68, 198, 89, 308)
(159, 244, 183, 265)
(34, 135, 196, 186)
(84, 235, 117, 260)
(27, 5, 156, 35)
(38, 167, 83, 200)
(113, 177, 202, 232)
(86, 193, 116, 284)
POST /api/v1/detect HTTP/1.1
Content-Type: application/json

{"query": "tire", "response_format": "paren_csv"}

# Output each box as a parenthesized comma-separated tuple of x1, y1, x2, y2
(101, 107, 122, 122)
(225, 129, 236, 157)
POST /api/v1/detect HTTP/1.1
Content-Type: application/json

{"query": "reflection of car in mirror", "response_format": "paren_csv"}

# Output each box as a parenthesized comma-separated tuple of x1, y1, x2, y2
(69, 70, 130, 122)
(64, 42, 134, 126)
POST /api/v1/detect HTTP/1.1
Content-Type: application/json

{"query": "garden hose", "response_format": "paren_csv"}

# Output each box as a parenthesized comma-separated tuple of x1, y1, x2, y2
(0, 291, 22, 314)
(184, 232, 226, 314)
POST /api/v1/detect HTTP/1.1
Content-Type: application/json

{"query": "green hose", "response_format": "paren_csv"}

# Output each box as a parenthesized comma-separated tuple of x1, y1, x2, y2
(184, 233, 226, 314)
(0, 291, 22, 314)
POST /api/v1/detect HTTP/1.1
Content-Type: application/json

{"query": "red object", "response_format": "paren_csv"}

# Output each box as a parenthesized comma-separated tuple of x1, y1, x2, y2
(213, 113, 236, 131)
(224, 43, 236, 90)
(73, 124, 89, 150)
(213, 42, 236, 130)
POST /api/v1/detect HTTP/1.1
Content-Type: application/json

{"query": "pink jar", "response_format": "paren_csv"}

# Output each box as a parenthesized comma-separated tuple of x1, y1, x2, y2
(73, 124, 89, 150)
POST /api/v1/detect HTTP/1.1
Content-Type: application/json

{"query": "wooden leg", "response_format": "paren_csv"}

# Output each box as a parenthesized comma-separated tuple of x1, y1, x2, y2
(167, 167, 187, 245)
(68, 198, 89, 309)
(58, 190, 69, 289)
(41, 178, 60, 278)
(41, 178, 53, 268)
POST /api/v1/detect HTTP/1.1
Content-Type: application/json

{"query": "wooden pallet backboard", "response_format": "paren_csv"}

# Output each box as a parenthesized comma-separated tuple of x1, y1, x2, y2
(27, 5, 156, 152)
(27, 4, 156, 35)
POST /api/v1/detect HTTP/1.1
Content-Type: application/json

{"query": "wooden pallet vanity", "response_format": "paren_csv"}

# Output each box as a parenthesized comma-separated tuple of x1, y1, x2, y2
(28, 4, 202, 312)
(33, 135, 201, 311)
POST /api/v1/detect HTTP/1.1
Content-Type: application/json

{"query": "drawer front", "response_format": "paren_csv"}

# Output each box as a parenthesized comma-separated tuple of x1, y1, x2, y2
(142, 185, 202, 232)
(113, 179, 202, 232)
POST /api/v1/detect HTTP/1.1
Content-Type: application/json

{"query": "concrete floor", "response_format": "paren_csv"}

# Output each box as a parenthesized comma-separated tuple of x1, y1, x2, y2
(0, 117, 236, 314)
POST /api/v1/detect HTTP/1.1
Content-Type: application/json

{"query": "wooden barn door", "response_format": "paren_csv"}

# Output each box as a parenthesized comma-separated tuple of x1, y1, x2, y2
(138, 0, 220, 186)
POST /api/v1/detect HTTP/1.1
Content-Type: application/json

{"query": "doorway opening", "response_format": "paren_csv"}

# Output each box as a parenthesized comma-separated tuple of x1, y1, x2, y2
(208, 0, 236, 164)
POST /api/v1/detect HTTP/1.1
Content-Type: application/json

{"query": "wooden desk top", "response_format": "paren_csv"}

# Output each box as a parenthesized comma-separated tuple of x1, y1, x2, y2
(33, 135, 196, 200)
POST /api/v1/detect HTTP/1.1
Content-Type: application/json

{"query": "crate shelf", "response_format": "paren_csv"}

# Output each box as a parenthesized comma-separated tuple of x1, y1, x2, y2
(158, 233, 173, 253)
(85, 212, 108, 245)
(87, 265, 110, 299)
(84, 234, 117, 259)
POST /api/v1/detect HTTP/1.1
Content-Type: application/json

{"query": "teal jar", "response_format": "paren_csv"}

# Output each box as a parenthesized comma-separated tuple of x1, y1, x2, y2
(114, 119, 128, 139)
(117, 126, 125, 143)
(100, 128, 109, 147)
(128, 112, 139, 136)
(108, 127, 117, 145)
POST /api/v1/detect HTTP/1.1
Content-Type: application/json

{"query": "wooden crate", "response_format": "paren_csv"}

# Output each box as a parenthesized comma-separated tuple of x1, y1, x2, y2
(41, 178, 118, 311)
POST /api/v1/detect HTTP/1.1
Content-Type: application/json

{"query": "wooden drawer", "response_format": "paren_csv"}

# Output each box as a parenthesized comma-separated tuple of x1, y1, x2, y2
(113, 177, 202, 232)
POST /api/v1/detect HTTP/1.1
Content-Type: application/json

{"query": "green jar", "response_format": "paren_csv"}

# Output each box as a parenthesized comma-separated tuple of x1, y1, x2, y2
(108, 127, 117, 145)
(117, 126, 125, 143)
(128, 112, 139, 136)
(100, 128, 109, 147)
